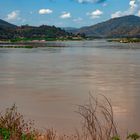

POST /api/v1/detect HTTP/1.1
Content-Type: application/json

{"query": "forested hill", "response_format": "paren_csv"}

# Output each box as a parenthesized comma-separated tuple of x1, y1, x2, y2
(0, 19, 71, 40)
(0, 19, 17, 28)
(71, 15, 140, 38)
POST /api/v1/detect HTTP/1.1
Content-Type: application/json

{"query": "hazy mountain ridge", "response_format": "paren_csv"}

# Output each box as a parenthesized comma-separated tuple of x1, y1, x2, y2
(0, 19, 17, 28)
(72, 15, 140, 38)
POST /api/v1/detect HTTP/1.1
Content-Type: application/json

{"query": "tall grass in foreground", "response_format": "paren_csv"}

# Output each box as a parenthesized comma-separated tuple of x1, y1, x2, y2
(0, 95, 139, 140)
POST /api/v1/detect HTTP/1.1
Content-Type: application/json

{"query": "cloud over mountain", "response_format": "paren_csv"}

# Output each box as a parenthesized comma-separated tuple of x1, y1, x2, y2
(5, 11, 20, 21)
(111, 0, 140, 18)
(87, 9, 103, 19)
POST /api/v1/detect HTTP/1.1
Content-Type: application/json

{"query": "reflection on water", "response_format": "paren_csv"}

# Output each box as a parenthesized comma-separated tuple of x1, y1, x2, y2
(0, 40, 140, 133)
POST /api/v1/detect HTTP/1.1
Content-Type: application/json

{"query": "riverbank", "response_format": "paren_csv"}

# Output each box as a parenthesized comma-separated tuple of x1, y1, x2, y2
(0, 41, 63, 48)
(1, 39, 140, 49)
(0, 44, 34, 48)
(108, 38, 140, 43)
(0, 39, 86, 48)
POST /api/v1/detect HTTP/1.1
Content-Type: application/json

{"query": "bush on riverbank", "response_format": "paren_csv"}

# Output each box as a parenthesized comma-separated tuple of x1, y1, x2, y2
(0, 104, 37, 140)
(0, 96, 139, 140)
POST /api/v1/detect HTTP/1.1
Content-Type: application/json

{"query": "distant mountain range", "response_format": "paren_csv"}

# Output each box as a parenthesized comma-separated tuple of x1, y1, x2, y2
(0, 15, 140, 40)
(65, 15, 140, 38)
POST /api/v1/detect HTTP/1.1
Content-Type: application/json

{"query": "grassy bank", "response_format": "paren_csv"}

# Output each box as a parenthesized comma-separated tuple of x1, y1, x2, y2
(8, 36, 85, 43)
(0, 45, 33, 48)
(0, 96, 139, 140)
(108, 38, 140, 43)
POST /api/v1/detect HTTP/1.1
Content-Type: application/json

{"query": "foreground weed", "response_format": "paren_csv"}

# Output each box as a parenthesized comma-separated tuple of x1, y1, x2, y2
(127, 133, 140, 140)
(0, 104, 36, 140)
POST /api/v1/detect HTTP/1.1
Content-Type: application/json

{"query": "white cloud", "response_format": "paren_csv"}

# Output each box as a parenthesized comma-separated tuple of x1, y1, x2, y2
(129, 0, 137, 9)
(111, 0, 140, 18)
(6, 10, 20, 21)
(60, 12, 71, 19)
(76, 0, 105, 3)
(39, 9, 53, 15)
(87, 9, 103, 19)
(129, 0, 138, 13)
(111, 11, 124, 18)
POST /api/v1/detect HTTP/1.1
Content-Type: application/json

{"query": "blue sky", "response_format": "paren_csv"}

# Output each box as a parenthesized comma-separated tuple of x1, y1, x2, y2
(0, 0, 140, 27)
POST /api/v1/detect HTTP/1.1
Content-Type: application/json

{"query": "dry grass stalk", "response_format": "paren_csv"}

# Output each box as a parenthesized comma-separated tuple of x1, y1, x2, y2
(77, 94, 118, 140)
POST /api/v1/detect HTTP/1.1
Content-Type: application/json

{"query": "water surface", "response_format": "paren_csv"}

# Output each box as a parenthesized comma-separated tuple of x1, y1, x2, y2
(0, 40, 140, 133)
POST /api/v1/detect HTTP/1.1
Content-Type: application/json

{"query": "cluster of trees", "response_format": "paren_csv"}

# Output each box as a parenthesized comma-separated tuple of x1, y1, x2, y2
(0, 25, 70, 40)
(0, 27, 16, 40)
(16, 25, 70, 38)
(0, 23, 86, 41)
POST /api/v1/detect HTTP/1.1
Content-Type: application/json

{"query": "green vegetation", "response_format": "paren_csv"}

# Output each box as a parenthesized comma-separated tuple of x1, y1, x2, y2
(108, 38, 140, 43)
(9, 36, 85, 43)
(0, 24, 85, 42)
(127, 133, 140, 140)
(0, 105, 37, 140)
(0, 45, 33, 48)
(0, 96, 139, 140)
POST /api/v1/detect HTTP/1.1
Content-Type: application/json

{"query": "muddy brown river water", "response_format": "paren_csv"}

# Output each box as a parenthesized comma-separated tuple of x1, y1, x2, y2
(0, 40, 140, 133)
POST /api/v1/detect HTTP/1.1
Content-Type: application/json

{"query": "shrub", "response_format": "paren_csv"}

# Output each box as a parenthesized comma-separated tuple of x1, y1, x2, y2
(127, 133, 140, 140)
(0, 104, 36, 140)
